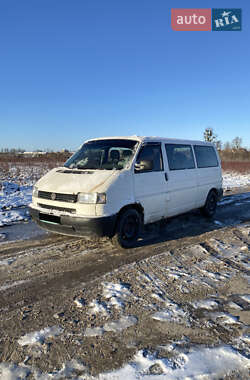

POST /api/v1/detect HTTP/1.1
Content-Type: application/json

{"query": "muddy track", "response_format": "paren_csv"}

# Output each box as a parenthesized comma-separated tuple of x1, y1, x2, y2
(0, 190, 250, 312)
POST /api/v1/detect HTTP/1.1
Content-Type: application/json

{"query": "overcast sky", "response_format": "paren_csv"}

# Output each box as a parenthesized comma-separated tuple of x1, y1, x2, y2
(0, 0, 249, 151)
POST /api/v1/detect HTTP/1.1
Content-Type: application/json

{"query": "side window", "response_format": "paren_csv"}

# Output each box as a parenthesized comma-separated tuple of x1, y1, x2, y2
(136, 144, 163, 172)
(165, 144, 195, 170)
(194, 145, 218, 168)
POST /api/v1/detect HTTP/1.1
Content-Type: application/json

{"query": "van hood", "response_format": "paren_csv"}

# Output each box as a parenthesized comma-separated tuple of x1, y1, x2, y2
(36, 167, 118, 194)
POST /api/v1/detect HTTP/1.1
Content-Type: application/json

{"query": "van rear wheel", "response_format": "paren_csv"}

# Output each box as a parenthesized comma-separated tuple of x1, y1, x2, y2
(201, 190, 217, 218)
(111, 209, 140, 249)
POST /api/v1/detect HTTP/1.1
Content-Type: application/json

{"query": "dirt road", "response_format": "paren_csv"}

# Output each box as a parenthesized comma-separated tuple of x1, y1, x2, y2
(0, 189, 249, 379)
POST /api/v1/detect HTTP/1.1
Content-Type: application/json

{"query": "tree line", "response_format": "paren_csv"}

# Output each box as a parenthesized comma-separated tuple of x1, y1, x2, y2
(203, 128, 250, 161)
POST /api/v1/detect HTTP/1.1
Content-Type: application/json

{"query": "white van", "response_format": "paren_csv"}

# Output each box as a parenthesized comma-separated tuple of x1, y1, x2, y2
(29, 136, 223, 248)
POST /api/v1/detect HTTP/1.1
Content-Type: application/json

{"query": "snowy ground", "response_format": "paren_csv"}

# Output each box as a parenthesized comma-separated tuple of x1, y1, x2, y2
(0, 222, 249, 379)
(223, 171, 250, 190)
(0, 166, 249, 379)
(0, 183, 32, 227)
(0, 164, 50, 228)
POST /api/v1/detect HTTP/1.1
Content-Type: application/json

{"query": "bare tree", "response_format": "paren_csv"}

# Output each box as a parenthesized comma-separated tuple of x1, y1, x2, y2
(232, 136, 242, 150)
(223, 141, 231, 151)
(203, 128, 217, 143)
(215, 140, 222, 150)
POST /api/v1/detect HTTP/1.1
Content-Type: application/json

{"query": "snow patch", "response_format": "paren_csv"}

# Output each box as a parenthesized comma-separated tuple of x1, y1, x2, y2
(102, 282, 132, 310)
(223, 172, 250, 189)
(84, 315, 137, 337)
(0, 184, 32, 226)
(0, 233, 7, 241)
(33, 359, 86, 380)
(0, 208, 30, 227)
(152, 300, 188, 324)
(74, 298, 86, 308)
(89, 300, 108, 315)
(0, 257, 16, 266)
(227, 301, 243, 310)
(211, 312, 239, 326)
(209, 238, 248, 258)
(192, 299, 218, 310)
(84, 326, 105, 337)
(0, 359, 86, 380)
(104, 315, 137, 333)
(240, 294, 250, 303)
(232, 334, 250, 357)
(96, 346, 249, 380)
(0, 362, 30, 380)
(18, 326, 63, 346)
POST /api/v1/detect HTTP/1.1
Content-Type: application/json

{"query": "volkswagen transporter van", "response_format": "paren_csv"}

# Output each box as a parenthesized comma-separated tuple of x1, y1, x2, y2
(29, 136, 223, 248)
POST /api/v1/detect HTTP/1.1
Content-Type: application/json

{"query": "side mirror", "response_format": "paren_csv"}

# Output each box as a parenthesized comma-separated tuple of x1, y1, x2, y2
(135, 160, 153, 172)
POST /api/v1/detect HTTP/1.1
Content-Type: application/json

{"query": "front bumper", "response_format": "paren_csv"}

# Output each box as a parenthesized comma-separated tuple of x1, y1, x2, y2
(29, 206, 117, 238)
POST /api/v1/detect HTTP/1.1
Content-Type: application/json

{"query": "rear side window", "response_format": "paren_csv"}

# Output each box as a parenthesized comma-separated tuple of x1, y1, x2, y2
(165, 144, 195, 170)
(194, 145, 218, 168)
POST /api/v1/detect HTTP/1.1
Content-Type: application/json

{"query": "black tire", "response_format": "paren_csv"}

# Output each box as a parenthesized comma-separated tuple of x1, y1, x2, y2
(111, 209, 141, 248)
(201, 190, 217, 218)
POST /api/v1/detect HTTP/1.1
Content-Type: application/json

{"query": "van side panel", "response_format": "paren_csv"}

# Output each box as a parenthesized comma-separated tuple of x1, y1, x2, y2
(196, 167, 222, 207)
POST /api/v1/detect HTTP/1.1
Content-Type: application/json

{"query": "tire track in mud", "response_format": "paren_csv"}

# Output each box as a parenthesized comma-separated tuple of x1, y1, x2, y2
(0, 223, 249, 377)
(0, 241, 116, 312)
(0, 188, 249, 316)
(200, 241, 250, 276)
(233, 228, 250, 249)
(0, 222, 249, 315)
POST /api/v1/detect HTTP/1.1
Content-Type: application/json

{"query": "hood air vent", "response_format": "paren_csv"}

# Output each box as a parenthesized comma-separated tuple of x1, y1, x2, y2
(56, 169, 93, 174)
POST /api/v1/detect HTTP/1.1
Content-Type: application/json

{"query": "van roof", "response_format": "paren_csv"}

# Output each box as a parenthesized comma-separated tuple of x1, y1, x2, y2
(86, 136, 215, 146)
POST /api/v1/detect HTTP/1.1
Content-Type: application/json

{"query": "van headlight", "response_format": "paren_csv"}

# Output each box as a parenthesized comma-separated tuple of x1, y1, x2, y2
(32, 186, 38, 198)
(77, 192, 106, 204)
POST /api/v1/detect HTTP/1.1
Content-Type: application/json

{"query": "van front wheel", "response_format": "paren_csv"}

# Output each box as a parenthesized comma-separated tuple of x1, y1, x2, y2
(201, 190, 217, 218)
(111, 209, 140, 249)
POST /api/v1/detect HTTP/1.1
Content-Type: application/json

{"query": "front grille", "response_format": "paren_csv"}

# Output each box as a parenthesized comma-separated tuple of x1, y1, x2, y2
(38, 190, 77, 203)
(38, 203, 76, 214)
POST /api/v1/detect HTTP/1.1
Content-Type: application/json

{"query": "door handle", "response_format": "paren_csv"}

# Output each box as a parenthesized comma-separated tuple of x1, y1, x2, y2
(165, 173, 168, 181)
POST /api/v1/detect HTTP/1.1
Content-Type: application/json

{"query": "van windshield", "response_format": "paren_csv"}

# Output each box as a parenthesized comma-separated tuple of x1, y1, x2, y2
(64, 139, 138, 170)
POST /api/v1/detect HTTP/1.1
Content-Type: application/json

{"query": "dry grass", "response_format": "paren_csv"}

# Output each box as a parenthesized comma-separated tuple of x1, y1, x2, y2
(221, 161, 250, 174)
(0, 152, 71, 185)
(0, 152, 69, 168)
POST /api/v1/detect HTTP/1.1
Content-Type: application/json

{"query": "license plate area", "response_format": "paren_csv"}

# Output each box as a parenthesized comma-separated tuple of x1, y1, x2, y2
(39, 213, 61, 225)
